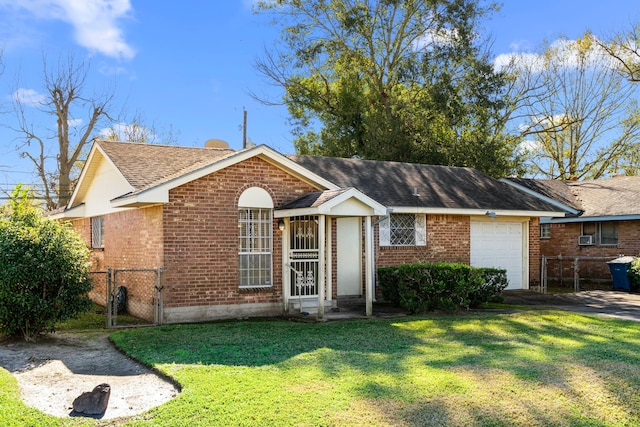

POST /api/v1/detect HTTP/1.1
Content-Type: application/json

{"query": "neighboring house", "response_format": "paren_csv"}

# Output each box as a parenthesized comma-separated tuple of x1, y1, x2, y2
(504, 176, 640, 285)
(53, 140, 563, 323)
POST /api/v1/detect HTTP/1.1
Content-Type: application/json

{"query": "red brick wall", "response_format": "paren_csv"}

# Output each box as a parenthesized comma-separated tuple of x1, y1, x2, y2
(102, 206, 164, 269)
(377, 214, 471, 267)
(72, 218, 105, 301)
(529, 217, 541, 288)
(71, 207, 164, 316)
(540, 220, 640, 284)
(541, 221, 640, 258)
(162, 157, 317, 309)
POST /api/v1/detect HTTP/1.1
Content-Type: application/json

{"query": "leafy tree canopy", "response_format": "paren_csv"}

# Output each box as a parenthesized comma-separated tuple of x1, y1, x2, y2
(254, 0, 520, 177)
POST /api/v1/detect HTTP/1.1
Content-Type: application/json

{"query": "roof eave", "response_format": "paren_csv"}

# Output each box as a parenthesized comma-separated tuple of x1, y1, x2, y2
(499, 178, 580, 216)
(390, 206, 567, 217)
(546, 214, 640, 223)
(47, 203, 86, 220)
(111, 188, 168, 208)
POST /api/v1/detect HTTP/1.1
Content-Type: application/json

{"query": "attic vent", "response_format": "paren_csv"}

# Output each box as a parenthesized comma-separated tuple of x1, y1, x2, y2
(205, 139, 229, 149)
(578, 235, 594, 246)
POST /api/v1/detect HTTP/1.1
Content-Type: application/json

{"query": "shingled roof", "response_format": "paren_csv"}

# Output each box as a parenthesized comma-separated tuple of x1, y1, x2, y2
(97, 140, 239, 195)
(287, 155, 560, 212)
(76, 142, 561, 215)
(509, 176, 640, 218)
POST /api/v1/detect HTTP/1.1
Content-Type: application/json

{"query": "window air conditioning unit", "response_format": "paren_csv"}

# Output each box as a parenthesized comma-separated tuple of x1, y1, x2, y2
(578, 235, 594, 246)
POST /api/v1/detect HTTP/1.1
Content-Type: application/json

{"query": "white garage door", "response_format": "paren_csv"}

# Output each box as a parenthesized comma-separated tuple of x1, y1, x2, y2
(470, 221, 525, 290)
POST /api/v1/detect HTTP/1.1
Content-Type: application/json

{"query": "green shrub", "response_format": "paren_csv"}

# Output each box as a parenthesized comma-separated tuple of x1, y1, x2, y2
(628, 258, 640, 293)
(470, 268, 509, 307)
(0, 186, 92, 340)
(378, 263, 508, 313)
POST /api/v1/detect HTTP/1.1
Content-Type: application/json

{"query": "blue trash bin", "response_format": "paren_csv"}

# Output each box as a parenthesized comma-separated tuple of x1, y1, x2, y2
(607, 256, 635, 291)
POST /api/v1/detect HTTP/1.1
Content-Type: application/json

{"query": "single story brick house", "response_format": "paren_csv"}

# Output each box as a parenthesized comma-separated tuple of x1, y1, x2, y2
(53, 140, 562, 323)
(503, 176, 640, 287)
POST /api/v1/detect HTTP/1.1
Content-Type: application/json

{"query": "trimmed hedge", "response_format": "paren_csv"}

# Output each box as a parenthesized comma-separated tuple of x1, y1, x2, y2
(378, 263, 508, 313)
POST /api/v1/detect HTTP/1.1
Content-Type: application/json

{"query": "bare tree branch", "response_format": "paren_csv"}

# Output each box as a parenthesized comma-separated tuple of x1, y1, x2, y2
(11, 53, 116, 209)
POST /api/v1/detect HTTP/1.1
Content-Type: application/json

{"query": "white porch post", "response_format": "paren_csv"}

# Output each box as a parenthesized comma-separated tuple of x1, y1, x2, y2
(317, 214, 326, 320)
(281, 218, 289, 313)
(326, 216, 333, 303)
(365, 215, 373, 316)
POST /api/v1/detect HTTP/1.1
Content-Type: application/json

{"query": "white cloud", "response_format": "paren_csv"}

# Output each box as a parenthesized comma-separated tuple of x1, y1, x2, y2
(494, 52, 543, 72)
(12, 88, 46, 106)
(0, 0, 135, 60)
(67, 118, 83, 127)
(518, 138, 540, 154)
(494, 37, 616, 73)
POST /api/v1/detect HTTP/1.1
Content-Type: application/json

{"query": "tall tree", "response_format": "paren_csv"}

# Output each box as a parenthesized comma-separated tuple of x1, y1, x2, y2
(507, 34, 640, 180)
(596, 24, 640, 82)
(11, 54, 115, 210)
(254, 0, 518, 176)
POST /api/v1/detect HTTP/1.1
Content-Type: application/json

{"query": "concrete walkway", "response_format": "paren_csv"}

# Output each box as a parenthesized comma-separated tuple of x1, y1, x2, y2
(503, 290, 640, 322)
(287, 290, 640, 322)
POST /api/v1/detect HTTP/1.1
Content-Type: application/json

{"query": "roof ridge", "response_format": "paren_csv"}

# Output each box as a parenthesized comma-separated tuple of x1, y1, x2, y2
(287, 154, 476, 172)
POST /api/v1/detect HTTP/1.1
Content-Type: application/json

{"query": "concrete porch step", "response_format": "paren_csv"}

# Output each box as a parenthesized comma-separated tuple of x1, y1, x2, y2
(336, 296, 365, 305)
(288, 298, 334, 314)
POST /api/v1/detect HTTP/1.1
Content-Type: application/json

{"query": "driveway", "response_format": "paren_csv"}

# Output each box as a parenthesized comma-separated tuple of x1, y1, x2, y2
(502, 290, 640, 322)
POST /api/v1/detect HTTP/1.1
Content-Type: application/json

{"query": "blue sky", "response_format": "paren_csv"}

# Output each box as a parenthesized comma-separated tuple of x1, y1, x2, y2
(0, 0, 639, 194)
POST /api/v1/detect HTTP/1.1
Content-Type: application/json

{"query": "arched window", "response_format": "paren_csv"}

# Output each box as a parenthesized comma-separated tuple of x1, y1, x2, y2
(238, 187, 274, 288)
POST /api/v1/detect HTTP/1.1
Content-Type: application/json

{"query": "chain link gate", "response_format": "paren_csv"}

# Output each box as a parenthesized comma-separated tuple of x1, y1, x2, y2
(541, 256, 615, 293)
(104, 267, 164, 328)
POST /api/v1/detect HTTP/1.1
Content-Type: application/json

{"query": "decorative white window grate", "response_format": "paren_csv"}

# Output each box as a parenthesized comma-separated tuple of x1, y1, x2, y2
(379, 214, 427, 247)
(238, 208, 273, 288)
(390, 214, 416, 246)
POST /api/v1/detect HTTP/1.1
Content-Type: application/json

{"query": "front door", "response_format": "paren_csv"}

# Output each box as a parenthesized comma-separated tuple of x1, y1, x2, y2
(288, 216, 319, 297)
(337, 217, 362, 296)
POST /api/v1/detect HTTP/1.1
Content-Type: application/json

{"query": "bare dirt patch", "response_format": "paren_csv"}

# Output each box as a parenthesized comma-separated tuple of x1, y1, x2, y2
(0, 331, 179, 420)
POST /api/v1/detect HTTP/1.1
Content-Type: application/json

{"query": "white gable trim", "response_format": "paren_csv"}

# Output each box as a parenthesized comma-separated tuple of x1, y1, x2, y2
(274, 188, 386, 218)
(111, 145, 339, 208)
(67, 143, 134, 210)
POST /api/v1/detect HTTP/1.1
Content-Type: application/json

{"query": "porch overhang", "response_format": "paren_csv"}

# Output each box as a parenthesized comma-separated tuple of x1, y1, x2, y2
(275, 187, 386, 218)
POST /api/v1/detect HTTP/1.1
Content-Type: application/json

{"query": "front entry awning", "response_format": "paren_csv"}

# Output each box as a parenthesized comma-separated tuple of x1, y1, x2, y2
(277, 187, 385, 319)
(275, 187, 386, 218)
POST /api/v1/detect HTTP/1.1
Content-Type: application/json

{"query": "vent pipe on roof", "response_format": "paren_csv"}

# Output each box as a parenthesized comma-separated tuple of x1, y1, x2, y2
(204, 139, 230, 149)
(412, 187, 420, 197)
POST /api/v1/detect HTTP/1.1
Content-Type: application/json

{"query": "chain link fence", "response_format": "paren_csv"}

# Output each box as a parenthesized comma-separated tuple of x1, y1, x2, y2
(89, 267, 164, 328)
(541, 256, 615, 293)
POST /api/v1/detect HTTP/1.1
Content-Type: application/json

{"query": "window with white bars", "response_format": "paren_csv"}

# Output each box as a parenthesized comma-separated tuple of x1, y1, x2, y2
(379, 214, 427, 247)
(391, 214, 416, 246)
(238, 208, 273, 288)
(91, 216, 104, 248)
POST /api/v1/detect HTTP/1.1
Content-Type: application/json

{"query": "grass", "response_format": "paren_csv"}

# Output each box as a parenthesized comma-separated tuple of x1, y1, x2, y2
(3, 307, 640, 426)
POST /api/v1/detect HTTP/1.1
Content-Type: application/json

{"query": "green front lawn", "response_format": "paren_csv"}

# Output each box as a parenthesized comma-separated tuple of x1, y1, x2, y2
(3, 309, 640, 426)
